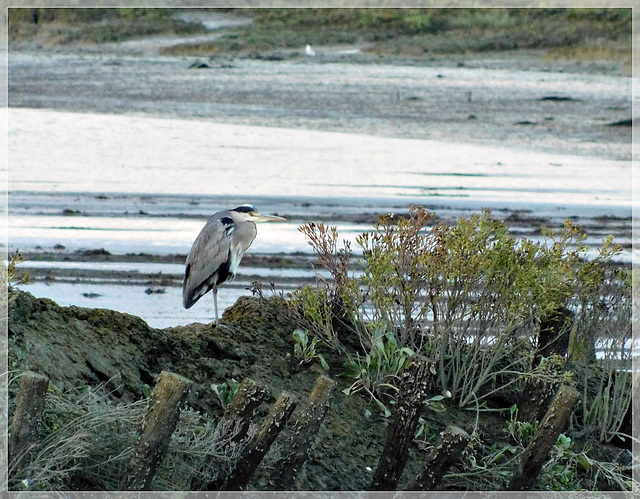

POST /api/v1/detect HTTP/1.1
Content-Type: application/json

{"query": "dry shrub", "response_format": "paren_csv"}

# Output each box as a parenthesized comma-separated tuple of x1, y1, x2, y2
(8, 380, 240, 491)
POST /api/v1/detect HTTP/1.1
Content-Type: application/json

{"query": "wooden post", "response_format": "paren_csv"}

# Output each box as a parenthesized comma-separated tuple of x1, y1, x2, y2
(121, 371, 193, 491)
(519, 308, 573, 424)
(507, 384, 580, 491)
(213, 378, 270, 445)
(9, 371, 49, 473)
(407, 425, 470, 491)
(536, 306, 573, 362)
(193, 377, 269, 491)
(221, 392, 297, 490)
(370, 358, 433, 491)
(517, 374, 558, 425)
(269, 375, 336, 490)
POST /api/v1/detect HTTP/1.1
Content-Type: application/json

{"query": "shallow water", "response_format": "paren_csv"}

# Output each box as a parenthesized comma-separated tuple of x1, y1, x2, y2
(23, 280, 276, 328)
(8, 108, 635, 327)
(9, 109, 632, 212)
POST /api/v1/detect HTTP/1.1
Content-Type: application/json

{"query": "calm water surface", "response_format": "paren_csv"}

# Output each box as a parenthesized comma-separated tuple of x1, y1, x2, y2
(8, 108, 635, 327)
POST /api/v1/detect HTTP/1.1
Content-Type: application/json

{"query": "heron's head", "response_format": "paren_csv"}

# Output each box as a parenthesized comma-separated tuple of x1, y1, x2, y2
(231, 204, 286, 223)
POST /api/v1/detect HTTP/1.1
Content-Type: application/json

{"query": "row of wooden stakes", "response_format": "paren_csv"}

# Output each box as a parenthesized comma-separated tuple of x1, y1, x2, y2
(9, 358, 579, 491)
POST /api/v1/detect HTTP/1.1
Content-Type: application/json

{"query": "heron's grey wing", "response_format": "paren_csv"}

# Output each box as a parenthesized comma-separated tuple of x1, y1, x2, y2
(182, 216, 234, 309)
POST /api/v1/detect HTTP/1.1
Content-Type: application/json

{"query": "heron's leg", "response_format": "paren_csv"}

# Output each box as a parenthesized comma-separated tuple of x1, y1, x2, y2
(212, 286, 236, 332)
(212, 286, 219, 327)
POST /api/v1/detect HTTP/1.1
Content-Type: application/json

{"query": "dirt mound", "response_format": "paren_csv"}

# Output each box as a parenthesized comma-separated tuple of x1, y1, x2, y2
(7, 288, 632, 491)
(7, 289, 404, 490)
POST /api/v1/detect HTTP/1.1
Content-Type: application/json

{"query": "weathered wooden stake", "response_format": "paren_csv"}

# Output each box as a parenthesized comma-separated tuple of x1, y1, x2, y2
(9, 371, 49, 473)
(222, 391, 297, 490)
(213, 378, 269, 443)
(121, 371, 193, 491)
(519, 308, 573, 424)
(407, 425, 470, 491)
(517, 375, 558, 426)
(536, 306, 573, 362)
(507, 384, 580, 491)
(193, 377, 269, 490)
(370, 357, 433, 491)
(269, 375, 336, 490)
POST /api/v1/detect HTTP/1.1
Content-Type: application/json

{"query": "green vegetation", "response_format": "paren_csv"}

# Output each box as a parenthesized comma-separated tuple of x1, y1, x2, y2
(210, 379, 240, 410)
(452, 404, 629, 491)
(1, 251, 30, 324)
(292, 328, 329, 370)
(8, 8, 206, 45)
(289, 207, 634, 490)
(3, 251, 30, 292)
(167, 8, 630, 58)
(244, 8, 631, 53)
(8, 7, 631, 64)
(6, 209, 634, 491)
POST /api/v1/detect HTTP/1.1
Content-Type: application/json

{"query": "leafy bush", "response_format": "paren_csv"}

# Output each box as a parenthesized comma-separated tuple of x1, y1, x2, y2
(292, 207, 631, 415)
(292, 328, 329, 371)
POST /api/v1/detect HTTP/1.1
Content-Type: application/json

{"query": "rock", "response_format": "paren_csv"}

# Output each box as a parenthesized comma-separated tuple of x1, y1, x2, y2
(606, 118, 633, 127)
(539, 96, 580, 102)
(188, 60, 211, 69)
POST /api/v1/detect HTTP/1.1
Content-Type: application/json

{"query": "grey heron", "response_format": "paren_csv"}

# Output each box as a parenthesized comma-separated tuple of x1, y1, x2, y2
(182, 204, 286, 326)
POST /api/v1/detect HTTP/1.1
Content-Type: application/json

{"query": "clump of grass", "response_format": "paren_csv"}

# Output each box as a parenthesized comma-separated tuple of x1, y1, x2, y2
(9, 382, 146, 491)
(151, 409, 242, 491)
(571, 262, 634, 443)
(8, 380, 241, 491)
(448, 404, 635, 491)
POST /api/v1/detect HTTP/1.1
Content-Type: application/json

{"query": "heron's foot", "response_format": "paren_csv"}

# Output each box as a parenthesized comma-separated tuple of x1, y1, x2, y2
(210, 321, 236, 334)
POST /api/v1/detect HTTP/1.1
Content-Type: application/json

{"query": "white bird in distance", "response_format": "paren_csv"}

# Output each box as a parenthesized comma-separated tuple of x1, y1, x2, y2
(305, 44, 316, 56)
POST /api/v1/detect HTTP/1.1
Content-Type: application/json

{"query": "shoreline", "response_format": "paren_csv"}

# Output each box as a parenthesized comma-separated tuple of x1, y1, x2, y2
(9, 19, 634, 325)
(9, 49, 632, 162)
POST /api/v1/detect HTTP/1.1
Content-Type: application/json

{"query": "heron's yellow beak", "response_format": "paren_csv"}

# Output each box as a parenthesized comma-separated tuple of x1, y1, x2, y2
(251, 212, 287, 222)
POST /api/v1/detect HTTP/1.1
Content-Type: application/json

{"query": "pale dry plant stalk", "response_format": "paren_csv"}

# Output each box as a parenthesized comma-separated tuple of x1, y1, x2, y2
(292, 222, 357, 351)
(152, 410, 244, 490)
(10, 382, 147, 491)
(299, 222, 352, 294)
(572, 262, 634, 443)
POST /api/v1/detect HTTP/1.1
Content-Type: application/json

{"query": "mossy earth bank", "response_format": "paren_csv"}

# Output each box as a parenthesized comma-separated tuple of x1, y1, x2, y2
(7, 287, 632, 491)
